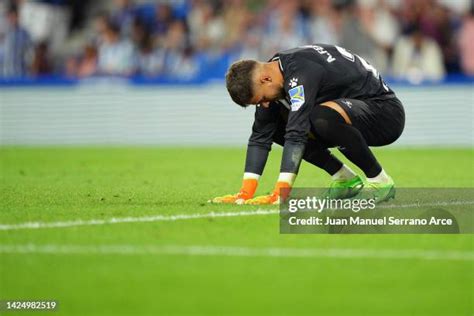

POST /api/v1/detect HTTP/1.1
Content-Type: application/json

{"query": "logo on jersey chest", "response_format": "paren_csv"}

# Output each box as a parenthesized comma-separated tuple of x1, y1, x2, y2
(288, 85, 305, 111)
(289, 77, 298, 88)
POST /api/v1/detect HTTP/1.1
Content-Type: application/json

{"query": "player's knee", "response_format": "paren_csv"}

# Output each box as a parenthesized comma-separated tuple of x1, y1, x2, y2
(311, 105, 345, 140)
(312, 117, 330, 140)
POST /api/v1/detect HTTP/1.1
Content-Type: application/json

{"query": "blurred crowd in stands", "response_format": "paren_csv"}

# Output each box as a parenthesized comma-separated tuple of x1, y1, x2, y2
(1, 0, 473, 83)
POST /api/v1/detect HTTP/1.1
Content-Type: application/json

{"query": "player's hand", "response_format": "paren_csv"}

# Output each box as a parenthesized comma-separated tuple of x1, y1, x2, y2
(244, 193, 279, 205)
(245, 181, 291, 205)
(209, 178, 258, 204)
(210, 192, 247, 204)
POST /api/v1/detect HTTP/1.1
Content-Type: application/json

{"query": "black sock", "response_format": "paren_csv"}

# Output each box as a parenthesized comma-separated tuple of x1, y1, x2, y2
(311, 106, 382, 178)
(303, 138, 343, 175)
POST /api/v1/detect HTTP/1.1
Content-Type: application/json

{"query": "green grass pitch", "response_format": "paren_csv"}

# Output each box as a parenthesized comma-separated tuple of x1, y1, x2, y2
(0, 147, 473, 315)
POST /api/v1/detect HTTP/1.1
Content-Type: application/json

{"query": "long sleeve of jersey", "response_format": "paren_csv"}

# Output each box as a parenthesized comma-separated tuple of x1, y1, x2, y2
(244, 102, 280, 175)
(280, 61, 325, 173)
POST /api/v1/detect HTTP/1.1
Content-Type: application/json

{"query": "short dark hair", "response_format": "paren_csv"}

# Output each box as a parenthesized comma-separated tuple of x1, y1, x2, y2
(225, 60, 258, 107)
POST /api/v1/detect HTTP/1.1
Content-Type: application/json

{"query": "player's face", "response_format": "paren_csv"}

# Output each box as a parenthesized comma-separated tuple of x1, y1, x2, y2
(249, 80, 284, 108)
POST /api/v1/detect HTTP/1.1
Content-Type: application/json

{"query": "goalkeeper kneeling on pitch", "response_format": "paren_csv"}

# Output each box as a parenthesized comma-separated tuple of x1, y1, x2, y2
(211, 44, 405, 205)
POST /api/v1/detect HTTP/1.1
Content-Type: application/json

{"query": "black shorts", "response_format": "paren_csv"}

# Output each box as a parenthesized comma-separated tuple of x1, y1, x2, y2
(333, 95, 405, 146)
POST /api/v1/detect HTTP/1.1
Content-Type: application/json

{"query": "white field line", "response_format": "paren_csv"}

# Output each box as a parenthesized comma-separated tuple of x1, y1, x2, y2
(0, 244, 472, 261)
(0, 200, 472, 232)
(0, 209, 279, 231)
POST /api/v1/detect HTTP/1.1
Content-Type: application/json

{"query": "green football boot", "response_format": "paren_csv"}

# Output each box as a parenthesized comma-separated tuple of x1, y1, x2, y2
(325, 175, 364, 199)
(360, 177, 396, 203)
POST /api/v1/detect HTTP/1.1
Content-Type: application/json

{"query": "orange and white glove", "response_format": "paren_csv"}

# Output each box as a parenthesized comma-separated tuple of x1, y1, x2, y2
(210, 174, 259, 204)
(245, 173, 295, 205)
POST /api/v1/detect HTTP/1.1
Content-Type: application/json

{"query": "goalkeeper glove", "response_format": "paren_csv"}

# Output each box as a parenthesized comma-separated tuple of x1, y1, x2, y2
(245, 181, 291, 205)
(210, 178, 258, 204)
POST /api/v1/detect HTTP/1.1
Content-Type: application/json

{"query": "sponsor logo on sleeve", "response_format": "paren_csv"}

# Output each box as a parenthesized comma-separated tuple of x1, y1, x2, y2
(289, 85, 305, 111)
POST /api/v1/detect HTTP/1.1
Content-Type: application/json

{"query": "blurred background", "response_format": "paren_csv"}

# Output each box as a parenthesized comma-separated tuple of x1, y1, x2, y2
(0, 0, 473, 146)
(1, 0, 474, 81)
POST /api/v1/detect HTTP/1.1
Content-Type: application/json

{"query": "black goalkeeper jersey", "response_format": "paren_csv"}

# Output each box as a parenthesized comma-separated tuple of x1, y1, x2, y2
(245, 44, 396, 175)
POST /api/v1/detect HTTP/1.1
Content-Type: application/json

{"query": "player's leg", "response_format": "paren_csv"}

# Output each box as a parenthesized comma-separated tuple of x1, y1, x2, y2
(327, 97, 405, 178)
(312, 103, 383, 178)
(310, 99, 404, 202)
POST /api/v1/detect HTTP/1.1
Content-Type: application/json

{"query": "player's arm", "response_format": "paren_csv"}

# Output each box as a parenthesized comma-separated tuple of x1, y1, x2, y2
(247, 63, 325, 205)
(211, 103, 280, 204)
